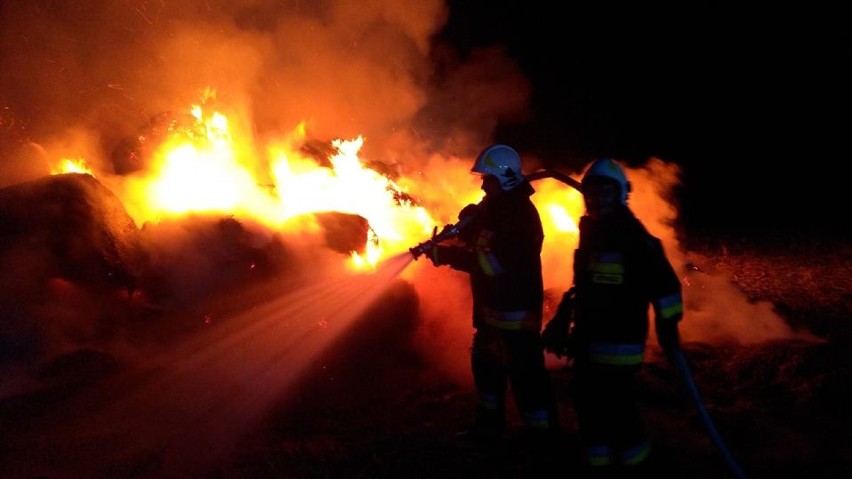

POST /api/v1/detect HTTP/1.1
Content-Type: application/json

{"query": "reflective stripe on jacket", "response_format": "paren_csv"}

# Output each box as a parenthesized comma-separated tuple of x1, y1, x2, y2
(571, 207, 683, 358)
(433, 181, 544, 330)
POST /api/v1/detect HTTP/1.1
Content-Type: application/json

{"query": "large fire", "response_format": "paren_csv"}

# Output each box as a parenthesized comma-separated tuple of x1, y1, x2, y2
(52, 93, 582, 282)
(36, 91, 805, 359)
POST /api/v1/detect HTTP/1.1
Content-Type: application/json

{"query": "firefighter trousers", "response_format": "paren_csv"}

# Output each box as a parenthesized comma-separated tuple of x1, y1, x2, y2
(470, 327, 557, 433)
(573, 360, 650, 467)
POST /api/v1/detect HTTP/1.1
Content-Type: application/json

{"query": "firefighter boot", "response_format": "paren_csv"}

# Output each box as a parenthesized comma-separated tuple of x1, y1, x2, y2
(456, 406, 505, 441)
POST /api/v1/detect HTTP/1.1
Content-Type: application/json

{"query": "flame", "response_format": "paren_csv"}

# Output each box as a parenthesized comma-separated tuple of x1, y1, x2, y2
(52, 158, 94, 176)
(128, 101, 279, 223)
(117, 95, 440, 269)
(529, 176, 584, 289)
(50, 91, 585, 277)
(269, 135, 437, 269)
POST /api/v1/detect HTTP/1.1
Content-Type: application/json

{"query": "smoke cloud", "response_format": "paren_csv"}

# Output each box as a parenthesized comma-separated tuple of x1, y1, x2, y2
(0, 0, 533, 385)
(0, 0, 818, 397)
(0, 4, 826, 477)
(0, 0, 531, 182)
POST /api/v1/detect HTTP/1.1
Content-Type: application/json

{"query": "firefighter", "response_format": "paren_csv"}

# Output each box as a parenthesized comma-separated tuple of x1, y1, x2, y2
(542, 157, 683, 472)
(424, 144, 558, 440)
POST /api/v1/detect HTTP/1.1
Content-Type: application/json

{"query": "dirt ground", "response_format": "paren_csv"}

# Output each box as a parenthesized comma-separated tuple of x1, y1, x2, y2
(1, 236, 850, 479)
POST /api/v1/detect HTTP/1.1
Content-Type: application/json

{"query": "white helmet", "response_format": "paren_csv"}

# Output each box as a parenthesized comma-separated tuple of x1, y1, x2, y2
(582, 157, 630, 205)
(471, 144, 524, 191)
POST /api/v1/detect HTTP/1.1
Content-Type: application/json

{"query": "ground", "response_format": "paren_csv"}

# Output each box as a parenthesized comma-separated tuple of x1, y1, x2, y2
(1, 234, 850, 479)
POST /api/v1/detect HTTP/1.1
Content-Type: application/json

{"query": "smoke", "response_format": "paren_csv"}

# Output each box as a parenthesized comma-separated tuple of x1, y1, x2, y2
(0, 4, 827, 476)
(0, 0, 819, 393)
(625, 159, 821, 346)
(406, 158, 822, 385)
(0, 0, 530, 183)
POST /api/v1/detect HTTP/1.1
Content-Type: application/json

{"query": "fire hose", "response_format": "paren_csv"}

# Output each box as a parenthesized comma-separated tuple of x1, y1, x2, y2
(671, 349, 749, 479)
(525, 169, 583, 191)
(409, 213, 476, 260)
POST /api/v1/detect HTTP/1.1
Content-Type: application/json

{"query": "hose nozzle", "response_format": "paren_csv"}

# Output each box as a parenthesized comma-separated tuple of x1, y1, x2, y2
(409, 214, 476, 260)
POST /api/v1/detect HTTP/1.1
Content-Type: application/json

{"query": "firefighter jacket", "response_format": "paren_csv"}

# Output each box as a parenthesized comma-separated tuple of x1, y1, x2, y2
(430, 180, 544, 331)
(571, 206, 683, 365)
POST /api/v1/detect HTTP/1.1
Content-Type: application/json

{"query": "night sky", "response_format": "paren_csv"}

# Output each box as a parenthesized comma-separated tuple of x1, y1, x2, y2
(0, 3, 846, 240)
(439, 3, 850, 239)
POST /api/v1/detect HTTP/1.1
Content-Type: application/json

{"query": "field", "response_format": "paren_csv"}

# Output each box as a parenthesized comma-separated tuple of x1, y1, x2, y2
(228, 235, 852, 479)
(2, 232, 848, 479)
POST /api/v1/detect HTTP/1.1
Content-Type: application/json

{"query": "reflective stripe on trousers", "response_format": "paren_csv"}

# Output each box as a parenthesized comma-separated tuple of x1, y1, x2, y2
(521, 409, 550, 429)
(482, 308, 536, 331)
(589, 342, 644, 365)
(586, 439, 651, 467)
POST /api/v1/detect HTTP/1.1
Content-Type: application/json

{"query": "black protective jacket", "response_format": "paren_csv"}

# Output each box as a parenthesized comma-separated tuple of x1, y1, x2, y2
(431, 180, 544, 331)
(571, 206, 683, 363)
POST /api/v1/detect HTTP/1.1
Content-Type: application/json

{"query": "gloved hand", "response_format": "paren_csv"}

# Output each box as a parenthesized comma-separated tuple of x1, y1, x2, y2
(541, 316, 572, 358)
(456, 203, 480, 243)
(458, 203, 479, 220)
(426, 244, 445, 267)
(541, 288, 576, 358)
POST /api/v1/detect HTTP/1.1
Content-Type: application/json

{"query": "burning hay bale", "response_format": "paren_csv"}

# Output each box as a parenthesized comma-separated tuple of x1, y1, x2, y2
(0, 173, 144, 297)
(0, 169, 382, 383)
(0, 173, 147, 384)
(314, 211, 371, 256)
(136, 214, 291, 310)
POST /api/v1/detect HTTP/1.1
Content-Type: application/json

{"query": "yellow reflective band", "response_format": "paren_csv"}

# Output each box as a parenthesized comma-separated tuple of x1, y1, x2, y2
(587, 445, 613, 466)
(477, 252, 497, 277)
(522, 409, 550, 429)
(523, 419, 550, 429)
(620, 442, 651, 466)
(589, 352, 644, 365)
(592, 273, 623, 284)
(661, 302, 683, 319)
(589, 261, 624, 284)
(590, 262, 624, 274)
(482, 309, 529, 330)
(588, 342, 645, 365)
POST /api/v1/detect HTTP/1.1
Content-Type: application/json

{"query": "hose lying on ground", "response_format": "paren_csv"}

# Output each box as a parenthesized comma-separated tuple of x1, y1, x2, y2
(672, 349, 749, 479)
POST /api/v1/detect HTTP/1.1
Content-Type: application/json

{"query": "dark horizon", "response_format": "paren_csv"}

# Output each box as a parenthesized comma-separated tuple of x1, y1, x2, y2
(438, 3, 850, 239)
(0, 2, 847, 240)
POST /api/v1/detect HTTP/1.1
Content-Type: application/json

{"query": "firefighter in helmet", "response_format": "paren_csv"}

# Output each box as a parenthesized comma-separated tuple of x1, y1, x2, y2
(542, 157, 683, 471)
(425, 144, 558, 439)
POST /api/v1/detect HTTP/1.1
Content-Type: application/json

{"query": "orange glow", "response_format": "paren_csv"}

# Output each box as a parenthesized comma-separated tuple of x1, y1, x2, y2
(269, 134, 437, 269)
(52, 158, 94, 176)
(60, 91, 584, 275)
